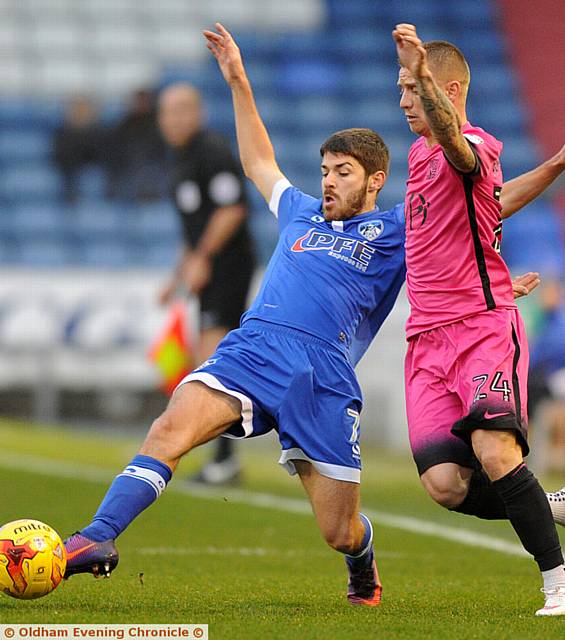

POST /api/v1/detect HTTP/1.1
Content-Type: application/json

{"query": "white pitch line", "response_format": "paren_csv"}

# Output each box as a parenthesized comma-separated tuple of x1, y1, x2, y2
(175, 482, 528, 558)
(0, 451, 527, 558)
(138, 546, 404, 559)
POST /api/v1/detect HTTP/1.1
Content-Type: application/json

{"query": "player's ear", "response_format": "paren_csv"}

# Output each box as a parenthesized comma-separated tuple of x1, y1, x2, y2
(445, 80, 461, 103)
(368, 171, 386, 193)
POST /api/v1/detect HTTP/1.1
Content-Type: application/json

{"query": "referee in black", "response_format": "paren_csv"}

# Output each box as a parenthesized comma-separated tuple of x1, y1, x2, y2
(158, 82, 255, 485)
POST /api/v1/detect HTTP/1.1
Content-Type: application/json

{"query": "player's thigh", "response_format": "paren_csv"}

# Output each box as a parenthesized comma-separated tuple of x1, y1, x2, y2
(449, 309, 530, 457)
(405, 345, 474, 476)
(278, 349, 363, 483)
(294, 459, 360, 538)
(141, 381, 242, 461)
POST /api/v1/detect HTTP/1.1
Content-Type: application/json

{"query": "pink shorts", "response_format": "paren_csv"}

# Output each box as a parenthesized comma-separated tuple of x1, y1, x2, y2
(405, 307, 529, 475)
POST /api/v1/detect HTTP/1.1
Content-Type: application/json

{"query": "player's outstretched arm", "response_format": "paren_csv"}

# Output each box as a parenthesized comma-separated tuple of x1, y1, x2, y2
(500, 144, 565, 219)
(204, 23, 285, 203)
(393, 24, 476, 173)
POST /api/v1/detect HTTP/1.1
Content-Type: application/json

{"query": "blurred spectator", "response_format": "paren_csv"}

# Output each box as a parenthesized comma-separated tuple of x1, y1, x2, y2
(158, 82, 256, 485)
(107, 88, 168, 202)
(53, 96, 107, 204)
(528, 279, 565, 415)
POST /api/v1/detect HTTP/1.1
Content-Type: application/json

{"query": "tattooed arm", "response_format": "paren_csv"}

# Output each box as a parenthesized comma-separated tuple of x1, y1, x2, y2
(393, 23, 476, 173)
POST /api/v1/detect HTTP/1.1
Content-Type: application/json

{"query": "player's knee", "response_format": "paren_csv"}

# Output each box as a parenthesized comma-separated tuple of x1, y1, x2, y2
(472, 430, 522, 480)
(421, 474, 467, 509)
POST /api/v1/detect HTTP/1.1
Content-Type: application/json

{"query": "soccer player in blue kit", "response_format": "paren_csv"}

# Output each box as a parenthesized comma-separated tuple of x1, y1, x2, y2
(63, 24, 553, 607)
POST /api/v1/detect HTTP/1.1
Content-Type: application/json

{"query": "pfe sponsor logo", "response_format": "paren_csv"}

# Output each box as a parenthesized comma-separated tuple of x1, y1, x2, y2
(291, 228, 375, 271)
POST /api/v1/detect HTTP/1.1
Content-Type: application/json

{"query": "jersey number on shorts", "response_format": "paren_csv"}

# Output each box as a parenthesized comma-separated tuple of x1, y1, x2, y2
(347, 408, 361, 460)
(347, 408, 360, 443)
(473, 371, 511, 403)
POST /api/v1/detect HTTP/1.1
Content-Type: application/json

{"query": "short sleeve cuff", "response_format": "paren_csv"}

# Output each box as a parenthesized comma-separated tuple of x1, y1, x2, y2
(269, 178, 293, 217)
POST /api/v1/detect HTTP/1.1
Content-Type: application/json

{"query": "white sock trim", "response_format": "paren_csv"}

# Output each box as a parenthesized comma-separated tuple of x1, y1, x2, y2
(347, 513, 373, 559)
(119, 465, 168, 498)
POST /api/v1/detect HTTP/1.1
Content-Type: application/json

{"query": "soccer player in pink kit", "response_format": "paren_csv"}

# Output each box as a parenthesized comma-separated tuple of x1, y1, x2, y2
(393, 24, 565, 616)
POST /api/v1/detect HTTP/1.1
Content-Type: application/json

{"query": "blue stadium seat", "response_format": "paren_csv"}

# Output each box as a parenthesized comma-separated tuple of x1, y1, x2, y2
(344, 63, 398, 98)
(208, 102, 237, 131)
(502, 203, 564, 274)
(331, 28, 395, 62)
(444, 1, 496, 28)
(291, 97, 349, 132)
(379, 1, 447, 30)
(326, 0, 378, 24)
(278, 60, 344, 96)
(139, 240, 181, 268)
(69, 201, 125, 237)
(0, 99, 62, 131)
(233, 33, 278, 63)
(0, 1, 548, 271)
(0, 238, 21, 265)
(277, 31, 328, 60)
(0, 130, 52, 163)
(19, 239, 74, 267)
(347, 99, 401, 133)
(451, 32, 506, 63)
(500, 137, 541, 177)
(468, 99, 529, 135)
(130, 201, 180, 243)
(79, 240, 132, 267)
(0, 166, 62, 204)
(10, 204, 66, 239)
(76, 166, 108, 201)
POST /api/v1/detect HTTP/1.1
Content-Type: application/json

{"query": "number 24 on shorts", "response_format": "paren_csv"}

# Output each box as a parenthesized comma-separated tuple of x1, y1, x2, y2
(472, 371, 511, 403)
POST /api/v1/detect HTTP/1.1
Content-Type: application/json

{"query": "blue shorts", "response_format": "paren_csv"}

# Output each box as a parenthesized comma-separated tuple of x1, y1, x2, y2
(178, 319, 364, 483)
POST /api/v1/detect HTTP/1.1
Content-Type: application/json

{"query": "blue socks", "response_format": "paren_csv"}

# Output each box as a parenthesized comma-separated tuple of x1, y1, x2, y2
(81, 455, 172, 541)
(345, 513, 374, 571)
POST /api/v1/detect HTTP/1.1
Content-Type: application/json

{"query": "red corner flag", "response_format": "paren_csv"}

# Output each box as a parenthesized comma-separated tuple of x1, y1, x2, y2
(148, 302, 193, 395)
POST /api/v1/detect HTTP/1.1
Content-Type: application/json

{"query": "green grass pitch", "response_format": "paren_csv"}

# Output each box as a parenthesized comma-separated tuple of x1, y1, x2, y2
(0, 418, 563, 639)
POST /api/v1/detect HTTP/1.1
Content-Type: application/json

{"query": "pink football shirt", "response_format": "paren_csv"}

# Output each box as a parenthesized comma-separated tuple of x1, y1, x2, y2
(404, 122, 516, 338)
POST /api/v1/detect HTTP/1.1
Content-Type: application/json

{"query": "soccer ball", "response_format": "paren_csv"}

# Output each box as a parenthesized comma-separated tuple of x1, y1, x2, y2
(0, 519, 67, 599)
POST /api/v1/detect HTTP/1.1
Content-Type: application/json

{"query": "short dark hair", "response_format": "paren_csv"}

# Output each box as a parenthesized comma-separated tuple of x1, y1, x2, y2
(423, 40, 470, 90)
(320, 128, 389, 176)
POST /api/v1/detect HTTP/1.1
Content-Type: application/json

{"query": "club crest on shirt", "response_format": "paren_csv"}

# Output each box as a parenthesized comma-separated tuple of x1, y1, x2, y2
(426, 157, 440, 180)
(463, 133, 484, 145)
(408, 193, 429, 230)
(357, 220, 384, 241)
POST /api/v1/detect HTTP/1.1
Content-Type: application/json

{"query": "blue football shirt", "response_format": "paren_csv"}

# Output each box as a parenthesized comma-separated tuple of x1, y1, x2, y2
(241, 180, 407, 366)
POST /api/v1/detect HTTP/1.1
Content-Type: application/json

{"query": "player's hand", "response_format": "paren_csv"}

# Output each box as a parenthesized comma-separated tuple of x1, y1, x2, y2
(158, 279, 178, 306)
(512, 272, 540, 299)
(184, 252, 212, 296)
(392, 23, 430, 79)
(203, 23, 246, 86)
(551, 143, 565, 169)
